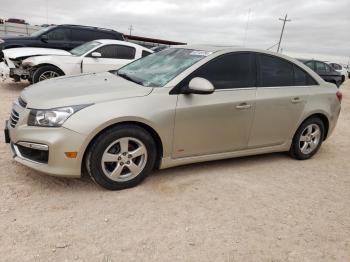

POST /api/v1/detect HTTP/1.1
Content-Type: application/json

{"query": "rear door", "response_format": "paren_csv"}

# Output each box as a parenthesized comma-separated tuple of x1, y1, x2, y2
(82, 44, 136, 73)
(248, 54, 315, 148)
(70, 29, 97, 49)
(172, 52, 257, 158)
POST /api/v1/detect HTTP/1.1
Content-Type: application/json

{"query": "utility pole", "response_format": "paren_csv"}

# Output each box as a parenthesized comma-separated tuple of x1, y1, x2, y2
(128, 24, 133, 36)
(243, 8, 251, 47)
(277, 14, 291, 53)
(46, 0, 49, 24)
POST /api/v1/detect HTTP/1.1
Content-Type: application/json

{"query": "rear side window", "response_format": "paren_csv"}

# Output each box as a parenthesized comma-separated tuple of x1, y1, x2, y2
(190, 52, 256, 89)
(142, 50, 152, 57)
(258, 54, 293, 87)
(71, 29, 96, 41)
(294, 66, 317, 86)
(93, 45, 135, 59)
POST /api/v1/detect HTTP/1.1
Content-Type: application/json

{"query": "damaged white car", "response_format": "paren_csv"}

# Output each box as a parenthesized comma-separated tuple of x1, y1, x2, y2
(0, 40, 153, 83)
(0, 47, 67, 82)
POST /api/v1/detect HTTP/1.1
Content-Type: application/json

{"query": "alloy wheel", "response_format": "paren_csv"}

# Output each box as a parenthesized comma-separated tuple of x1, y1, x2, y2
(101, 137, 148, 182)
(299, 124, 321, 155)
(38, 71, 60, 81)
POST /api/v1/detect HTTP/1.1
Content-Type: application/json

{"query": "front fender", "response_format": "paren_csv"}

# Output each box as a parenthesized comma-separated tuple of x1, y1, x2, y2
(62, 90, 178, 161)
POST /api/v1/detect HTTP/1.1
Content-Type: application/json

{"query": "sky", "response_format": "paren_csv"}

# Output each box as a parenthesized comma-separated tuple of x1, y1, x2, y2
(1, 0, 349, 64)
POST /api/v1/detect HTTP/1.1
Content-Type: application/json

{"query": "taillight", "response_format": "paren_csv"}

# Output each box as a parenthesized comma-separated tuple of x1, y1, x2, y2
(336, 91, 343, 103)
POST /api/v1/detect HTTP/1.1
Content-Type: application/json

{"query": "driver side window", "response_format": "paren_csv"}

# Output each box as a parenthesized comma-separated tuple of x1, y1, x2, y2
(47, 29, 66, 41)
(181, 52, 257, 90)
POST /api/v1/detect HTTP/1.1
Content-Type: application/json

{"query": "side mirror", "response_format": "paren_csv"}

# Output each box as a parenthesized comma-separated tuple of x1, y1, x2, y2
(186, 77, 214, 94)
(41, 34, 48, 43)
(91, 52, 102, 58)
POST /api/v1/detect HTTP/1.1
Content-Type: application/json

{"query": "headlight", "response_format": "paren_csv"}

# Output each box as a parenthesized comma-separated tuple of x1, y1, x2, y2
(0, 39, 4, 44)
(28, 104, 91, 127)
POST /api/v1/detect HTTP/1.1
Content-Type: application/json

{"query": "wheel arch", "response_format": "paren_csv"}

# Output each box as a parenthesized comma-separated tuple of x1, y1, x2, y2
(81, 121, 164, 174)
(32, 63, 65, 75)
(299, 113, 330, 140)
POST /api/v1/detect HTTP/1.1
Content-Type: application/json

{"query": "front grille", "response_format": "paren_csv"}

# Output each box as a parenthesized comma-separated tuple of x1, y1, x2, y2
(18, 97, 27, 108)
(9, 109, 19, 128)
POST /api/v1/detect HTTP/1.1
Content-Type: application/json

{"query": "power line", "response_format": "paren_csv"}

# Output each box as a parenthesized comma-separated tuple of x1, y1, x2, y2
(277, 14, 291, 53)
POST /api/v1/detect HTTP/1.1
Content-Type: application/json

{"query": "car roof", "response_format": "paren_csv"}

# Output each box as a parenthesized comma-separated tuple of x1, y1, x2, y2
(95, 39, 153, 51)
(170, 45, 302, 61)
(59, 24, 119, 33)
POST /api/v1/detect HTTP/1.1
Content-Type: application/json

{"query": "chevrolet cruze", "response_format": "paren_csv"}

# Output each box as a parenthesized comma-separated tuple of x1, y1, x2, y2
(4, 46, 342, 190)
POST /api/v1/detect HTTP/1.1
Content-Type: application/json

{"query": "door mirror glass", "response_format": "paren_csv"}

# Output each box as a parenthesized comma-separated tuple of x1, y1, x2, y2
(186, 77, 214, 94)
(41, 34, 48, 42)
(91, 52, 102, 58)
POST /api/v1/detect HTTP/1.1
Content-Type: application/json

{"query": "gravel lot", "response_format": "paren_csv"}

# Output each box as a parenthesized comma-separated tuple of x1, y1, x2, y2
(0, 79, 349, 262)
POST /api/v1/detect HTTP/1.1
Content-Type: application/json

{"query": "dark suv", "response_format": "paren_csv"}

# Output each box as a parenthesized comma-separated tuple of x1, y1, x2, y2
(299, 59, 342, 87)
(0, 24, 124, 51)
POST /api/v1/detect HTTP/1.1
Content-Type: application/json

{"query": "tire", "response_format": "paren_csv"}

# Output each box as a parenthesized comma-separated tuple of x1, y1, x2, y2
(86, 125, 157, 190)
(289, 117, 325, 160)
(32, 65, 64, 83)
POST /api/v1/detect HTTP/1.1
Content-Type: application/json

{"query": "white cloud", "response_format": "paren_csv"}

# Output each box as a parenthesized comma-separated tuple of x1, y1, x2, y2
(1, 0, 349, 63)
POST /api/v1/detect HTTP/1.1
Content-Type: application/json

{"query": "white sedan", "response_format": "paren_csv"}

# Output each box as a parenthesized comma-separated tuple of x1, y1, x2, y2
(1, 40, 153, 83)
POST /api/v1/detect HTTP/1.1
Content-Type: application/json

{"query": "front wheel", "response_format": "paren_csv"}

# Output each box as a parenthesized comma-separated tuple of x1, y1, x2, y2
(289, 117, 325, 160)
(86, 125, 157, 190)
(32, 65, 64, 83)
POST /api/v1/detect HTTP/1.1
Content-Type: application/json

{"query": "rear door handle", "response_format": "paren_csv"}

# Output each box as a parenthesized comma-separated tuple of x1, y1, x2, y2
(235, 103, 251, 110)
(291, 97, 303, 104)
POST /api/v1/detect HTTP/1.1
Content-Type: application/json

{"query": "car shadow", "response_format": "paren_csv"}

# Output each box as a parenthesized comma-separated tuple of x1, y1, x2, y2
(21, 152, 291, 193)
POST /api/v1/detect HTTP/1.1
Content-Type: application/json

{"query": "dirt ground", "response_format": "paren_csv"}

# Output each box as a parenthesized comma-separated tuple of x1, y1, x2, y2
(0, 79, 349, 262)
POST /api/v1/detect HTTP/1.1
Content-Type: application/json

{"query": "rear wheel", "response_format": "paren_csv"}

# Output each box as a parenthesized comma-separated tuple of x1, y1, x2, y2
(32, 65, 64, 83)
(289, 117, 325, 160)
(86, 125, 157, 190)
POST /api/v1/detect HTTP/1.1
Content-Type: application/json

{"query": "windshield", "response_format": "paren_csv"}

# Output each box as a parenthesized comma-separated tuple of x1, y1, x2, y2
(31, 26, 54, 37)
(70, 41, 101, 56)
(116, 48, 211, 87)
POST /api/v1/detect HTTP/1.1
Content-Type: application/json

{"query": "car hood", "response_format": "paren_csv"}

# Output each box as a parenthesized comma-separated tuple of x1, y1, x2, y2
(3, 47, 70, 59)
(21, 72, 153, 109)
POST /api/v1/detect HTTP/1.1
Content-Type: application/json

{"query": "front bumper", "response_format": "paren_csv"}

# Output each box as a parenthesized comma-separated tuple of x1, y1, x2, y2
(6, 119, 87, 178)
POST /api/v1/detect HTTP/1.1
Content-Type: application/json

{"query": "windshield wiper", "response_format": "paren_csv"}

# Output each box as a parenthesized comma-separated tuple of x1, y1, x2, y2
(117, 71, 143, 85)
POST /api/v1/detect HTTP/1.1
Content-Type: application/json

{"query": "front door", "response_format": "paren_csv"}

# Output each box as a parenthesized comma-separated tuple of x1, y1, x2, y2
(172, 52, 257, 158)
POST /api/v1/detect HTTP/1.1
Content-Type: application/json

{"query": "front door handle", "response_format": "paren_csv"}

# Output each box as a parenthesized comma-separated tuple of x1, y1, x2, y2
(235, 103, 251, 110)
(291, 97, 303, 104)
